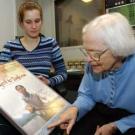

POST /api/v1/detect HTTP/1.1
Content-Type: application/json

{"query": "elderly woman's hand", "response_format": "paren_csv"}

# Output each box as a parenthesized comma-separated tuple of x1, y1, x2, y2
(94, 123, 117, 135)
(48, 106, 78, 135)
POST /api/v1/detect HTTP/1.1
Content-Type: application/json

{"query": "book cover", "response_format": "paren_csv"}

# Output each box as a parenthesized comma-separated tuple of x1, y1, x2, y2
(0, 61, 70, 135)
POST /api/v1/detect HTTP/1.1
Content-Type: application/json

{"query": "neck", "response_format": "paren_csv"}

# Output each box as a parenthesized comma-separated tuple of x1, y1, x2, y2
(110, 57, 123, 71)
(21, 36, 40, 51)
(23, 35, 40, 46)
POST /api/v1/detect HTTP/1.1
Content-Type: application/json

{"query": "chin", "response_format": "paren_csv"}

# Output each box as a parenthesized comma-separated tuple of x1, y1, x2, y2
(93, 70, 102, 74)
(92, 67, 104, 74)
(30, 35, 39, 38)
(28, 33, 40, 38)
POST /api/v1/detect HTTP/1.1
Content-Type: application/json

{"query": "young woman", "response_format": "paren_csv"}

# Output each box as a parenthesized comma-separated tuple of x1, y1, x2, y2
(0, 1, 67, 87)
(0, 1, 67, 135)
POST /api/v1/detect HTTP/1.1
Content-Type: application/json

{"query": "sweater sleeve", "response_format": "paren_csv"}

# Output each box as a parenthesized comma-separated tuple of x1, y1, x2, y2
(49, 39, 67, 86)
(0, 41, 12, 63)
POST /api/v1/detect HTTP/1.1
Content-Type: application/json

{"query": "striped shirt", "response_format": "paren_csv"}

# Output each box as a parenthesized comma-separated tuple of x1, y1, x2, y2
(0, 35, 67, 86)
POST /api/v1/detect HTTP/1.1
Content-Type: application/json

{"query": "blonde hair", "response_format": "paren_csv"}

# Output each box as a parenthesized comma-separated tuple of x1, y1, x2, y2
(83, 13, 135, 57)
(18, 0, 43, 24)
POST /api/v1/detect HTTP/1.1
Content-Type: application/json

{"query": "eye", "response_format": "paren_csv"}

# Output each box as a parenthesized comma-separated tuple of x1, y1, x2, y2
(25, 20, 31, 24)
(93, 53, 100, 58)
(35, 19, 41, 23)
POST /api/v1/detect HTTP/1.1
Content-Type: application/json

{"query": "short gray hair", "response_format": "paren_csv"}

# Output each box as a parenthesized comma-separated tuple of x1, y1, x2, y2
(83, 13, 135, 57)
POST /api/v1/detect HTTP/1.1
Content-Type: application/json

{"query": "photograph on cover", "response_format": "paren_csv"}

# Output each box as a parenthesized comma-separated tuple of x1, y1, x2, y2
(0, 61, 70, 135)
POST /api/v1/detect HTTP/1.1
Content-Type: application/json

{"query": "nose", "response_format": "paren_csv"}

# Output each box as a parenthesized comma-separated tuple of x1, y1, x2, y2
(32, 22, 36, 29)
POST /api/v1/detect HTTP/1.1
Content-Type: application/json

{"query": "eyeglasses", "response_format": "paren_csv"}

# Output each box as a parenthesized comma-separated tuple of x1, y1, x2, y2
(80, 48, 108, 61)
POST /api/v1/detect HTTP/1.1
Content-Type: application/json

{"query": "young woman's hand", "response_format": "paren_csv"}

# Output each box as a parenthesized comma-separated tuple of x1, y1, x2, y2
(25, 104, 34, 113)
(48, 106, 78, 134)
(37, 75, 49, 85)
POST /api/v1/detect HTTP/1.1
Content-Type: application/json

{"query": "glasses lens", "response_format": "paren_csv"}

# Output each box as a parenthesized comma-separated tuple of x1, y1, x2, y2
(91, 52, 100, 61)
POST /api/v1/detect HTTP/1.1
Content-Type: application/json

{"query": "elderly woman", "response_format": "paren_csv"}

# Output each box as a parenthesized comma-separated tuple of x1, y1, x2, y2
(48, 13, 135, 135)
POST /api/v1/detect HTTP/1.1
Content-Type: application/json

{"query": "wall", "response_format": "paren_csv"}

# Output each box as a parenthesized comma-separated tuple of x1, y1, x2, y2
(61, 45, 86, 71)
(58, 0, 105, 69)
(56, 0, 105, 47)
(39, 0, 56, 38)
(0, 0, 16, 50)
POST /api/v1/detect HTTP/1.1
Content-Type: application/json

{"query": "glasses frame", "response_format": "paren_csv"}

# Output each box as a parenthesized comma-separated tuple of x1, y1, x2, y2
(80, 48, 108, 61)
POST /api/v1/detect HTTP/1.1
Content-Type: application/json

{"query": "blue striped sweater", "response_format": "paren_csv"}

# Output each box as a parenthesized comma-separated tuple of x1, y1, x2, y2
(0, 35, 67, 86)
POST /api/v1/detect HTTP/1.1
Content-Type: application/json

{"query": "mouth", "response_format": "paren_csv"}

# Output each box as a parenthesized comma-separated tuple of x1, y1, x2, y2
(30, 29, 39, 32)
(90, 62, 100, 67)
(91, 64, 102, 71)
(31, 31, 38, 33)
(91, 65, 100, 69)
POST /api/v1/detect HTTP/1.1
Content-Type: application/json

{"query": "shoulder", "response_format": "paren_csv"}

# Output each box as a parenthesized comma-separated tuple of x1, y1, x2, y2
(5, 39, 20, 46)
(123, 54, 135, 72)
(40, 35, 57, 44)
(40, 35, 59, 50)
(126, 54, 135, 64)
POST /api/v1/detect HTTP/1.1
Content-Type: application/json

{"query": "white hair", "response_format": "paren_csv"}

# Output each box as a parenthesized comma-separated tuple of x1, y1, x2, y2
(83, 12, 135, 57)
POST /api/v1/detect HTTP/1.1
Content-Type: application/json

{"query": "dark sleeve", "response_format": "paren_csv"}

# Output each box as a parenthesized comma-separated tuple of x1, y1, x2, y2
(49, 39, 67, 86)
(0, 41, 12, 63)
